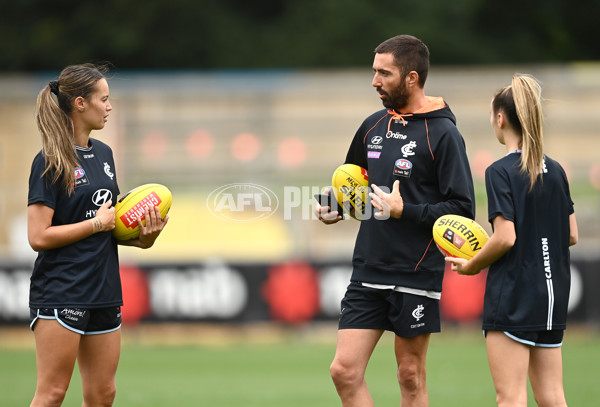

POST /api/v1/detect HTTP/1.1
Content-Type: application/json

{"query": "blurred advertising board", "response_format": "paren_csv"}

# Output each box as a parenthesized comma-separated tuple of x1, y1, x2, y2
(0, 259, 596, 326)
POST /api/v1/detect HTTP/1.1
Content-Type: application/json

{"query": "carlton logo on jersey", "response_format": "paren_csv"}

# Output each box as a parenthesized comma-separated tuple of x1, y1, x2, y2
(104, 162, 114, 180)
(401, 141, 417, 157)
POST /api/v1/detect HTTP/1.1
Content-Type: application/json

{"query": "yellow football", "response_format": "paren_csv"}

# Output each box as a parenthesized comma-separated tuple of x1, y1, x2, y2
(113, 183, 172, 240)
(432, 214, 489, 259)
(331, 164, 369, 220)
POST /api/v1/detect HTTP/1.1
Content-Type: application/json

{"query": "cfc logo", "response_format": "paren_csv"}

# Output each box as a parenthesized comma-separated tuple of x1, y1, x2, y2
(401, 141, 417, 157)
(412, 304, 425, 321)
(104, 162, 114, 180)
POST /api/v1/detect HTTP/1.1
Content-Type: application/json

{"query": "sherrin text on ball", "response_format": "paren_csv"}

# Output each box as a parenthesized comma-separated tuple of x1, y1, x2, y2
(331, 164, 369, 220)
(432, 214, 489, 259)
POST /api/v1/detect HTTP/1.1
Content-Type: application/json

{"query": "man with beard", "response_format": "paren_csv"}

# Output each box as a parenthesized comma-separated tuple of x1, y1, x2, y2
(316, 35, 475, 406)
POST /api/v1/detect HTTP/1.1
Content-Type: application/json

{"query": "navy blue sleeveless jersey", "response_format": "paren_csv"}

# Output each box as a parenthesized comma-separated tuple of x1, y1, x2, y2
(28, 138, 122, 308)
(344, 100, 475, 292)
(483, 152, 574, 331)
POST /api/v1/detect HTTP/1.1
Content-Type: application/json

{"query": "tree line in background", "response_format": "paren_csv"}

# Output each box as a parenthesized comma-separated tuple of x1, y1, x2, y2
(2, 0, 598, 72)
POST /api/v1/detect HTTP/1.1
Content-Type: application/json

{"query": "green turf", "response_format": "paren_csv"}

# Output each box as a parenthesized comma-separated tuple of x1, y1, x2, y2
(1, 327, 599, 406)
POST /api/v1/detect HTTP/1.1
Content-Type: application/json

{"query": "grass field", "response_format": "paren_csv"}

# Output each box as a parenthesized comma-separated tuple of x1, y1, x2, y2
(1, 323, 599, 406)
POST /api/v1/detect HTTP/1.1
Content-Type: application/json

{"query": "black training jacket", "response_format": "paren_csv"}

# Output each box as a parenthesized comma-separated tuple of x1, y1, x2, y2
(345, 97, 475, 292)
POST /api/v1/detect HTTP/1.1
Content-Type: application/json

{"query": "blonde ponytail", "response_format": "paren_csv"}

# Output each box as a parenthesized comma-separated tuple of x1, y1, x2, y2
(34, 64, 108, 196)
(492, 73, 545, 191)
(512, 74, 544, 190)
(35, 84, 77, 195)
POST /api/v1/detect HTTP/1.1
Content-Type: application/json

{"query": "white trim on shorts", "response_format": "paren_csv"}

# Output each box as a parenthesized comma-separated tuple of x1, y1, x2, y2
(361, 283, 442, 300)
(482, 329, 563, 348)
(30, 309, 121, 336)
(84, 325, 122, 335)
(29, 309, 55, 331)
(503, 331, 562, 348)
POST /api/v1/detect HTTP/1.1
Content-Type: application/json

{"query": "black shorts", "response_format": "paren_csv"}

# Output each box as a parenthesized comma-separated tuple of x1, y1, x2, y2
(339, 282, 441, 338)
(30, 307, 122, 335)
(485, 329, 564, 348)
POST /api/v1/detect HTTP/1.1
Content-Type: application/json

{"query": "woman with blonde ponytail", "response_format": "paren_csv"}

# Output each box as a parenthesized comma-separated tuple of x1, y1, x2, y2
(446, 74, 578, 406)
(27, 64, 168, 407)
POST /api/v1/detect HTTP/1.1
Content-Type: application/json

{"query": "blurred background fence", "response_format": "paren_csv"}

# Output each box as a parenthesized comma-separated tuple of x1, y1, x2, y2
(1, 64, 599, 327)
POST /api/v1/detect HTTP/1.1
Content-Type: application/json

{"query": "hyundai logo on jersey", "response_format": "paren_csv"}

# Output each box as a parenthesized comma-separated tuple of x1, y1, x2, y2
(92, 189, 113, 207)
(371, 136, 383, 144)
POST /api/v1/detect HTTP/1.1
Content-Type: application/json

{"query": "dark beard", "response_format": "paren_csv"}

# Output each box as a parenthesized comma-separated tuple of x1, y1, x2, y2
(378, 81, 409, 110)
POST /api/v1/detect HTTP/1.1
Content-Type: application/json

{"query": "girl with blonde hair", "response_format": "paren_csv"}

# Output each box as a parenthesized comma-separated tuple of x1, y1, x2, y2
(28, 63, 168, 406)
(446, 74, 578, 406)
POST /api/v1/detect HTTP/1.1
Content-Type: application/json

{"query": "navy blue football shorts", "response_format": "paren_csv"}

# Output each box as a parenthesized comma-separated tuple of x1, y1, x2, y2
(484, 329, 564, 348)
(30, 307, 122, 335)
(338, 282, 441, 338)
